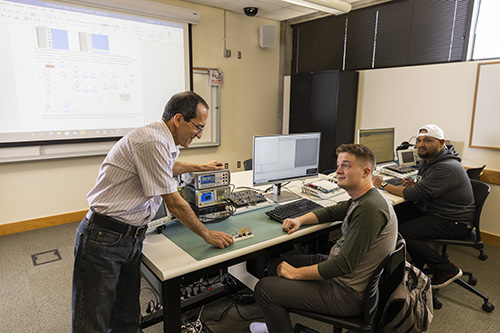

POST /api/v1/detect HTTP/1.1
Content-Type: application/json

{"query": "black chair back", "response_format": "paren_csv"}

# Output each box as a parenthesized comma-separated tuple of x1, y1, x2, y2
(243, 158, 252, 171)
(470, 179, 491, 241)
(363, 240, 406, 327)
(466, 165, 486, 180)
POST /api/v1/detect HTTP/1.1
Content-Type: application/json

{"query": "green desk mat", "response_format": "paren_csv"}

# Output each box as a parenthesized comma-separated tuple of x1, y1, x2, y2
(162, 205, 311, 261)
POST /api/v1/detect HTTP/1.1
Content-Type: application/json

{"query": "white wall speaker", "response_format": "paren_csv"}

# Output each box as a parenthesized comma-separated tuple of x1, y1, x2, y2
(259, 25, 276, 48)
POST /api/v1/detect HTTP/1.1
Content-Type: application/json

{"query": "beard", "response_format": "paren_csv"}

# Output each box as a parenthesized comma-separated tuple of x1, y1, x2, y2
(418, 151, 430, 159)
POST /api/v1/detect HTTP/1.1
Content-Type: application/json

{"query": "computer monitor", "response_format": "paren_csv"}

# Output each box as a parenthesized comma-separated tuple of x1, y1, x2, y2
(253, 132, 321, 202)
(147, 198, 172, 231)
(153, 199, 168, 220)
(396, 148, 418, 167)
(357, 128, 395, 164)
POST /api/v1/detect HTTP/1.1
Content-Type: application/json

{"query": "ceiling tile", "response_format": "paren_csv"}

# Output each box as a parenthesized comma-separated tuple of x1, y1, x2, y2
(180, 0, 381, 21)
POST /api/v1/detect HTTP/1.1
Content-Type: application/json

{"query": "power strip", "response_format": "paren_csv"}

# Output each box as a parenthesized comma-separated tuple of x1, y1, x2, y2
(181, 282, 226, 308)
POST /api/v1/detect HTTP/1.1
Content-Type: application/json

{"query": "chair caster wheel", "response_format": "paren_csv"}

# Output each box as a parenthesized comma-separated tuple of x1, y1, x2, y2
(433, 298, 442, 310)
(468, 276, 478, 286)
(478, 253, 488, 261)
(482, 302, 494, 313)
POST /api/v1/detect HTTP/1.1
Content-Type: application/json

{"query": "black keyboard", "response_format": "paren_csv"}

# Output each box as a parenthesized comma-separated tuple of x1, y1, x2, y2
(265, 198, 322, 222)
(383, 163, 416, 174)
(385, 177, 403, 186)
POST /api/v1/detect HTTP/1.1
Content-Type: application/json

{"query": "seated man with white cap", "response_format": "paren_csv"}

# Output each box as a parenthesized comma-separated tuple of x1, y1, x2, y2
(373, 124, 475, 288)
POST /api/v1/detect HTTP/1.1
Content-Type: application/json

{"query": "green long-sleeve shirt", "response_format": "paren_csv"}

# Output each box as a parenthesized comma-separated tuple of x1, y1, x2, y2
(313, 188, 398, 293)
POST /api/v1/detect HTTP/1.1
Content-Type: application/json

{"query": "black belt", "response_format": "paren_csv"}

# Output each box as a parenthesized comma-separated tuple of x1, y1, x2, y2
(87, 209, 147, 239)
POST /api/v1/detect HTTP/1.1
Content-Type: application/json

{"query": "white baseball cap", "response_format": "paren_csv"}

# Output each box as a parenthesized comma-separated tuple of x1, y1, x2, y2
(418, 124, 445, 140)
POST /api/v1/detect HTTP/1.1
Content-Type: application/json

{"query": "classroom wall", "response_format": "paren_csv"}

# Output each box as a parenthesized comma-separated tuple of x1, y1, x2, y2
(0, 0, 280, 226)
(356, 61, 500, 236)
(3, 1, 498, 239)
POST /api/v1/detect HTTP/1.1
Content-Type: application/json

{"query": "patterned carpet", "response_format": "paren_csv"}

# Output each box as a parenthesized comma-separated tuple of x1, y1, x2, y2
(1, 222, 498, 332)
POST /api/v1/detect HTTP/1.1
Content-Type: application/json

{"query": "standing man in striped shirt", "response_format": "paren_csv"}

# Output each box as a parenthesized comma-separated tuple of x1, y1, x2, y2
(72, 91, 234, 333)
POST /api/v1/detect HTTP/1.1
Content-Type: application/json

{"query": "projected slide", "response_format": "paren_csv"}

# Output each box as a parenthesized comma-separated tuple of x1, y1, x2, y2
(0, 0, 189, 144)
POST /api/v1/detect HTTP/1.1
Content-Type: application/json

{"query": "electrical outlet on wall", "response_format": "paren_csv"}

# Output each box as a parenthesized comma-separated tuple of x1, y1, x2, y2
(237, 161, 241, 168)
(224, 162, 229, 169)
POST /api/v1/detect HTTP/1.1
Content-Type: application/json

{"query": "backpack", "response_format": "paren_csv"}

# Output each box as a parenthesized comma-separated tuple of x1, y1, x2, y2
(382, 261, 433, 332)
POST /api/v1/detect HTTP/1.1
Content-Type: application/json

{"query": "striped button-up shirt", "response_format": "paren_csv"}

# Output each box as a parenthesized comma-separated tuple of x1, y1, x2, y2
(87, 120, 179, 226)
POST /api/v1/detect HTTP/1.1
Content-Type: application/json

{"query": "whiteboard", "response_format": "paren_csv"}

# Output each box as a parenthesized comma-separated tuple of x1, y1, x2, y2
(189, 68, 221, 148)
(0, 69, 221, 163)
(469, 61, 500, 150)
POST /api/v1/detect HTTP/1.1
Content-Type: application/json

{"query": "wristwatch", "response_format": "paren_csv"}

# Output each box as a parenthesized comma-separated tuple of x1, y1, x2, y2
(380, 181, 388, 189)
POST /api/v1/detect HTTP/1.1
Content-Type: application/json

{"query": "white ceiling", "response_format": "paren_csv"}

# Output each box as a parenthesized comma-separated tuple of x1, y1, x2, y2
(178, 0, 384, 21)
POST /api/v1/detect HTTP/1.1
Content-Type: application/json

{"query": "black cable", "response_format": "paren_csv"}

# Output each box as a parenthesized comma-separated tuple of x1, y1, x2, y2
(140, 285, 161, 323)
(233, 185, 266, 194)
(206, 300, 236, 323)
(199, 213, 232, 224)
(233, 301, 264, 321)
(264, 182, 291, 193)
(211, 270, 227, 284)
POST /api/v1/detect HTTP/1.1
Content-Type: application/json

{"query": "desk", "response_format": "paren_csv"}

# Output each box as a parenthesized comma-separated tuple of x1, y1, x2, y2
(140, 171, 404, 332)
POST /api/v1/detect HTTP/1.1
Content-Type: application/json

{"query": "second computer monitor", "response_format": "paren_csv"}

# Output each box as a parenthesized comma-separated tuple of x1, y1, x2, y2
(357, 127, 395, 164)
(253, 132, 321, 202)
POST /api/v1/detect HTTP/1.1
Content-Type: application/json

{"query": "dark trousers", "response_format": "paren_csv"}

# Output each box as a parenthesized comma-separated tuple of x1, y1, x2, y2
(254, 254, 362, 333)
(395, 202, 471, 272)
(72, 218, 144, 333)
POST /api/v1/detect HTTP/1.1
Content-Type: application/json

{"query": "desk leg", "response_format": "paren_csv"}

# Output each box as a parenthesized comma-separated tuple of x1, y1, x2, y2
(162, 277, 182, 333)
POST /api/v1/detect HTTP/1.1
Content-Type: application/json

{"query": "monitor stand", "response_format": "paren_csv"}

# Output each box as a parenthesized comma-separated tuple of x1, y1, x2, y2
(264, 183, 300, 203)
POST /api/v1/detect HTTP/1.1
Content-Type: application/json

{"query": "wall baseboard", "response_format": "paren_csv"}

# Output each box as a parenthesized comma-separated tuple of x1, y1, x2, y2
(481, 231, 500, 248)
(1, 211, 500, 249)
(0, 210, 87, 236)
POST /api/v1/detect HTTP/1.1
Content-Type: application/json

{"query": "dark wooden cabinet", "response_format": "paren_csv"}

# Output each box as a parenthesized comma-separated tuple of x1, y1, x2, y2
(289, 70, 358, 172)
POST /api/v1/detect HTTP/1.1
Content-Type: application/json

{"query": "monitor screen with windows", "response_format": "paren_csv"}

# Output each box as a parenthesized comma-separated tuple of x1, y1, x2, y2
(253, 132, 320, 202)
(0, 0, 191, 148)
(357, 128, 395, 164)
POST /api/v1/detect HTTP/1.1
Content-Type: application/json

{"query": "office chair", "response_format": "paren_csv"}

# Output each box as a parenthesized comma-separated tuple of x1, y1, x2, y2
(426, 179, 494, 312)
(290, 241, 406, 333)
(243, 158, 252, 171)
(466, 165, 486, 180)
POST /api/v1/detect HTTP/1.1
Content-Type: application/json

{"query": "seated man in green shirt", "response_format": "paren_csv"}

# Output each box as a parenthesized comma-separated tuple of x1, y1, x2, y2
(250, 144, 398, 333)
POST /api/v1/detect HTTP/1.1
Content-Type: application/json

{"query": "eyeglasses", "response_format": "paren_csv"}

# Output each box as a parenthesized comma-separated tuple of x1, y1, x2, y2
(190, 120, 204, 134)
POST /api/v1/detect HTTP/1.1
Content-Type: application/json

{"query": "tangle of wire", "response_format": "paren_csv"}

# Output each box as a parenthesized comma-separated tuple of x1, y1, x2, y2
(140, 285, 161, 323)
